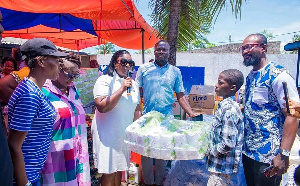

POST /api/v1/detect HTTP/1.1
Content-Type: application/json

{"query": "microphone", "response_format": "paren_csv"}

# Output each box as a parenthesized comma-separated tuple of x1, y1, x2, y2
(127, 70, 134, 96)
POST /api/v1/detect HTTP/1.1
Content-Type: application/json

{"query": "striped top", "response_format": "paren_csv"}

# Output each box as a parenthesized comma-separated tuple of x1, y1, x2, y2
(8, 78, 56, 183)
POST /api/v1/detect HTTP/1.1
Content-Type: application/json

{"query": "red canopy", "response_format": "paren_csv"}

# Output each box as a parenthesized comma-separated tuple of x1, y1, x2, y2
(0, 0, 159, 50)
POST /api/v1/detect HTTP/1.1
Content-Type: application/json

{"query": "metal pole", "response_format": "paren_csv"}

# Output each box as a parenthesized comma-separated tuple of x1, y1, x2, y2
(297, 49, 300, 87)
(59, 14, 61, 32)
(142, 29, 145, 64)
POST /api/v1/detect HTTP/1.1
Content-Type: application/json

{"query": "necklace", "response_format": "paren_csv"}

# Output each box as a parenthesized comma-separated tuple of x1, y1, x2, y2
(52, 80, 69, 96)
(59, 87, 69, 96)
(65, 87, 70, 96)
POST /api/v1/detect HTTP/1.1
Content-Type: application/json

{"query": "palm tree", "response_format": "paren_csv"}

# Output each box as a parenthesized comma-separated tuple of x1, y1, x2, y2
(149, 0, 244, 66)
(180, 37, 213, 52)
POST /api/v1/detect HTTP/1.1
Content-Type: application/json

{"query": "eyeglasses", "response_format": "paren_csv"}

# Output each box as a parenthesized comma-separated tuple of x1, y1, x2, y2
(238, 43, 264, 52)
(118, 58, 135, 67)
(61, 69, 80, 79)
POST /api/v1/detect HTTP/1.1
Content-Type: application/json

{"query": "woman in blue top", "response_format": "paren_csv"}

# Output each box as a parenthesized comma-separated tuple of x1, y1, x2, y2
(7, 38, 67, 186)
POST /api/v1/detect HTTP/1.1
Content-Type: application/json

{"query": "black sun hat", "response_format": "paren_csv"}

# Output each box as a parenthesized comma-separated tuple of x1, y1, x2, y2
(20, 38, 68, 58)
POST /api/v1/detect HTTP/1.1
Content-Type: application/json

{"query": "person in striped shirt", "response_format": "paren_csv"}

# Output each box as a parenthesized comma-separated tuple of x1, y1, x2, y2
(7, 38, 67, 186)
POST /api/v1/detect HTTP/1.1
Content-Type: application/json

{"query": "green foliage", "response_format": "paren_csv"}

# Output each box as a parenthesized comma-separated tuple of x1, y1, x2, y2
(148, 0, 244, 52)
(290, 35, 300, 54)
(293, 35, 300, 42)
(260, 30, 275, 41)
(206, 43, 216, 48)
(179, 38, 216, 51)
(96, 42, 116, 54)
(192, 38, 210, 49)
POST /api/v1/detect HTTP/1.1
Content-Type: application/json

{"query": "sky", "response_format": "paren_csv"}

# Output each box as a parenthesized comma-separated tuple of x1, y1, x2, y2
(135, 0, 300, 46)
(82, 0, 300, 54)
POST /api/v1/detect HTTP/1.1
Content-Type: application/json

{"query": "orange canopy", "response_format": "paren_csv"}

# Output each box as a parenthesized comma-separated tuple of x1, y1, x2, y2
(0, 0, 159, 50)
(3, 25, 104, 50)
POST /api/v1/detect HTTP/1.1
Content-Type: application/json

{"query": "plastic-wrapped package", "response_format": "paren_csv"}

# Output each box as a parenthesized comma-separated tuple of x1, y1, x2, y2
(125, 111, 210, 160)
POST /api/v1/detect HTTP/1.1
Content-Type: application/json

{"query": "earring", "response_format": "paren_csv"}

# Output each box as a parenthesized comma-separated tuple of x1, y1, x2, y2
(39, 60, 45, 68)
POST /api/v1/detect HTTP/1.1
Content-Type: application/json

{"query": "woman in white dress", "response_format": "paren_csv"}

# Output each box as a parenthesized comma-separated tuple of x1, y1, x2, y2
(92, 50, 141, 186)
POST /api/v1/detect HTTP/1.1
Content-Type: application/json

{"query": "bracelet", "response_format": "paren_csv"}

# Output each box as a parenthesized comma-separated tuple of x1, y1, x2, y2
(280, 149, 290, 157)
(10, 71, 22, 84)
(25, 180, 32, 186)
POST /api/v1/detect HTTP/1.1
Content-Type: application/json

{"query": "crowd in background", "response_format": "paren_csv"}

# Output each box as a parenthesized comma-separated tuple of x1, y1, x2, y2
(0, 8, 300, 186)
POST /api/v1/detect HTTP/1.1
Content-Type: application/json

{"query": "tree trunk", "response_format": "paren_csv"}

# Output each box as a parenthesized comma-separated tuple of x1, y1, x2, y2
(167, 0, 181, 66)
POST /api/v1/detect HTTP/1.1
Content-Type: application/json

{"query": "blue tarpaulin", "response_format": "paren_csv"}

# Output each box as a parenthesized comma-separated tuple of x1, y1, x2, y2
(100, 65, 205, 93)
(0, 7, 97, 35)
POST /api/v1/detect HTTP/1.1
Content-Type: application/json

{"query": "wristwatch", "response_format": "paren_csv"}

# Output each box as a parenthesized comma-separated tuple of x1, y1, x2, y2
(280, 149, 290, 157)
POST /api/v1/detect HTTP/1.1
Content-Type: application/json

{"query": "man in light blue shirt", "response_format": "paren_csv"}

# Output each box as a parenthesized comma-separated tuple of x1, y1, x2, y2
(136, 40, 196, 185)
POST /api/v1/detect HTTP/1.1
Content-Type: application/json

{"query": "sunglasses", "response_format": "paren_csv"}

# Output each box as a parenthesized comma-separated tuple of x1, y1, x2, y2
(61, 69, 80, 79)
(238, 43, 264, 52)
(118, 58, 135, 67)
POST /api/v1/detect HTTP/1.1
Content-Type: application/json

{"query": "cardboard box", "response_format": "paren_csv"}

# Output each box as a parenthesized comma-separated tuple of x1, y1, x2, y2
(189, 85, 215, 109)
(189, 94, 215, 109)
(192, 108, 214, 115)
(172, 100, 184, 120)
(190, 85, 215, 95)
(186, 108, 214, 119)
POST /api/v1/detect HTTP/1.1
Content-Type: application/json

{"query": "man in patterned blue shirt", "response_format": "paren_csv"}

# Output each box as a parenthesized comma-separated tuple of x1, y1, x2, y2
(136, 40, 196, 186)
(206, 69, 244, 186)
(241, 34, 299, 186)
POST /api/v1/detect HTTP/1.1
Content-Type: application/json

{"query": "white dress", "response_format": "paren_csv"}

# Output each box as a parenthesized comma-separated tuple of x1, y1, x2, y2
(92, 71, 139, 174)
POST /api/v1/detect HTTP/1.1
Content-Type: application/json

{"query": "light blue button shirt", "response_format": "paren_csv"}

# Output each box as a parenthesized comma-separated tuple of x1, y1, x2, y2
(136, 62, 185, 115)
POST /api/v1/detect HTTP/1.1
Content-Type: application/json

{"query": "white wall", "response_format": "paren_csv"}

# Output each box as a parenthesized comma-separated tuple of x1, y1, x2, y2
(97, 53, 298, 86)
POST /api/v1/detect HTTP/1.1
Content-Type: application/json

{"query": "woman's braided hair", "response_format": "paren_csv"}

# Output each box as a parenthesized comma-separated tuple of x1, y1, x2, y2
(63, 52, 81, 68)
(24, 56, 37, 69)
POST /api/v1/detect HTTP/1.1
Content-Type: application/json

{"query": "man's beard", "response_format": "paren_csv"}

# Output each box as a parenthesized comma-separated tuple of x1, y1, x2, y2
(156, 59, 167, 66)
(243, 53, 260, 67)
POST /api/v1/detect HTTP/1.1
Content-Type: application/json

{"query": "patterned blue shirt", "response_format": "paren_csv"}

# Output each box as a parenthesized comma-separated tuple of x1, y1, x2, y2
(8, 78, 56, 182)
(243, 62, 287, 163)
(136, 62, 185, 115)
(206, 97, 244, 174)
